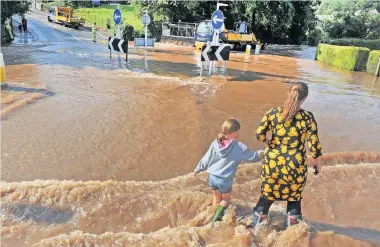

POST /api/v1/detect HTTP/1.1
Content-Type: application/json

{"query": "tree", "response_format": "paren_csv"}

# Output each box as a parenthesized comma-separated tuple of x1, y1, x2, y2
(247, 1, 295, 44)
(132, 0, 215, 23)
(321, 1, 380, 39)
(318, 0, 380, 15)
(307, 27, 324, 45)
(60, 1, 93, 8)
(366, 14, 380, 39)
(131, 0, 319, 44)
(1, 0, 30, 23)
(290, 1, 317, 44)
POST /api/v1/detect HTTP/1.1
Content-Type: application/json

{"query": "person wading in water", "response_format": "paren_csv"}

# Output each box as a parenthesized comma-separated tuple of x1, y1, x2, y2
(21, 16, 28, 34)
(252, 81, 322, 228)
(194, 119, 264, 225)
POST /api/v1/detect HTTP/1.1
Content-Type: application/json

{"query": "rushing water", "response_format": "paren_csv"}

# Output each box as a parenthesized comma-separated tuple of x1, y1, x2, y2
(1, 153, 380, 246)
(1, 43, 380, 246)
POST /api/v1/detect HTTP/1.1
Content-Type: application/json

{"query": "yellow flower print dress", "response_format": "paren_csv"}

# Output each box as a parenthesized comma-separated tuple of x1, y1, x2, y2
(256, 107, 322, 201)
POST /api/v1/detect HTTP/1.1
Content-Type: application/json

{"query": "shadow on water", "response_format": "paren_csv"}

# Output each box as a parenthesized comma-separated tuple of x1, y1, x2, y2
(310, 221, 380, 244)
(9, 204, 73, 224)
(149, 48, 195, 56)
(4, 41, 294, 82)
(5, 85, 55, 96)
(262, 45, 317, 60)
(4, 41, 377, 97)
(128, 58, 295, 82)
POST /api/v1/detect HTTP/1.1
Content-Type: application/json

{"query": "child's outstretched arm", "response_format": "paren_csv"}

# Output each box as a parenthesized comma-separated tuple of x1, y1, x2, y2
(194, 143, 215, 173)
(239, 142, 264, 163)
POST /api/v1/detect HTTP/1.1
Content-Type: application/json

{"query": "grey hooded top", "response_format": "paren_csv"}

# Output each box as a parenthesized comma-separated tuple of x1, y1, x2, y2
(194, 139, 262, 180)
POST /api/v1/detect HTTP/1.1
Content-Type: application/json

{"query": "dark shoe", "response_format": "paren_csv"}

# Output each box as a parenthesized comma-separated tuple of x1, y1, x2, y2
(285, 213, 303, 228)
(252, 211, 268, 228)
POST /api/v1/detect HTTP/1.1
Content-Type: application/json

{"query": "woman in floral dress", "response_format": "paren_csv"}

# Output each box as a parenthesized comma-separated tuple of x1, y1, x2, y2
(253, 82, 322, 228)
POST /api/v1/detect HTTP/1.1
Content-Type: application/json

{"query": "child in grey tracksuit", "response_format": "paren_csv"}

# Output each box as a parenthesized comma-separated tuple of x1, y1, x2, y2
(194, 119, 263, 223)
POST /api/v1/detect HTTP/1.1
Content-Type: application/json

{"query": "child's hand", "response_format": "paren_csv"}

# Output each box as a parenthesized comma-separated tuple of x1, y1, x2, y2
(192, 171, 198, 177)
(258, 150, 264, 159)
(313, 163, 321, 176)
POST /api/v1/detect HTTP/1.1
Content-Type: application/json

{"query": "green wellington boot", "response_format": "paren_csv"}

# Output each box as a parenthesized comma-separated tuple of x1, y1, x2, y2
(212, 205, 226, 224)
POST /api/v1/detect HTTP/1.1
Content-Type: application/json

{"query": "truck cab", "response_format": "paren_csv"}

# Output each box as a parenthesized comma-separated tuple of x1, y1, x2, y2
(48, 7, 57, 22)
(221, 21, 259, 50)
(47, 6, 84, 29)
(194, 21, 223, 49)
(234, 21, 252, 34)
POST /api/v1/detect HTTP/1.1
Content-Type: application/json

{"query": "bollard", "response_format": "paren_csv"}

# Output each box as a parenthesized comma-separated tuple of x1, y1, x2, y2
(255, 44, 260, 55)
(245, 44, 251, 54)
(1, 53, 7, 89)
(375, 58, 380, 77)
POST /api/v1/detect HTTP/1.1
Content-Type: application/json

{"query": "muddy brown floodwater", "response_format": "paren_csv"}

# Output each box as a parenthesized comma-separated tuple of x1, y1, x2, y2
(1, 44, 380, 246)
(2, 46, 380, 182)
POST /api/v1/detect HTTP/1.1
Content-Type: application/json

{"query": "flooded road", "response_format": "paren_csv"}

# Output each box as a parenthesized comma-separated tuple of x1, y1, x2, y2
(2, 41, 380, 182)
(1, 12, 380, 247)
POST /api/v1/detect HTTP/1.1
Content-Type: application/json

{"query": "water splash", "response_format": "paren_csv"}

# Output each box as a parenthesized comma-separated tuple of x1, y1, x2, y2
(1, 152, 379, 246)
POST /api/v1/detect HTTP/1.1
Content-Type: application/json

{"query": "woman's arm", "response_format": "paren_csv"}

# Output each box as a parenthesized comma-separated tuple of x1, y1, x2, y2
(256, 108, 274, 143)
(307, 112, 323, 174)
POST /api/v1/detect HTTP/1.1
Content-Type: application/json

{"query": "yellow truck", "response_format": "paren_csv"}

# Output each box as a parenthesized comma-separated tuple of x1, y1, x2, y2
(48, 6, 84, 29)
(222, 22, 260, 50)
(194, 21, 261, 51)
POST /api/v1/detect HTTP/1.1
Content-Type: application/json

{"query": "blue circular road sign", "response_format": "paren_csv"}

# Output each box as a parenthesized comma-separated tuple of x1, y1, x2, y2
(211, 10, 224, 30)
(142, 13, 151, 26)
(114, 9, 122, 25)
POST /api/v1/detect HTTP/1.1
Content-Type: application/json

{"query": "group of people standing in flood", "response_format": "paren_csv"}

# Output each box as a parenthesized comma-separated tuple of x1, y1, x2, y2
(194, 81, 322, 228)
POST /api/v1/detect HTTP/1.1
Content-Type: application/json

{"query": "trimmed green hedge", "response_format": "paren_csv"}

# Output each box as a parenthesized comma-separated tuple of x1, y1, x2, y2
(366, 50, 380, 76)
(321, 39, 380, 51)
(316, 44, 370, 71)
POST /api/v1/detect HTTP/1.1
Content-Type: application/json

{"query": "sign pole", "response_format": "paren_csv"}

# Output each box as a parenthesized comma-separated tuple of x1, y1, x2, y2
(209, 32, 219, 76)
(145, 24, 147, 48)
(214, 31, 219, 73)
(209, 5, 226, 76)
(108, 37, 112, 59)
(201, 6, 229, 77)
(117, 5, 121, 61)
(116, 5, 121, 39)
(209, 43, 213, 75)
(112, 5, 122, 61)
(141, 11, 151, 49)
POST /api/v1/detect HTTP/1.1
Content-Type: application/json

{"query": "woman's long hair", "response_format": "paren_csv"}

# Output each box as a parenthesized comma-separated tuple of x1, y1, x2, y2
(280, 82, 309, 122)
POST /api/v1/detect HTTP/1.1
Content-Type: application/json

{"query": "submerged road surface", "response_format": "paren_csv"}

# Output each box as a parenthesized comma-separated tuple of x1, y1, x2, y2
(2, 11, 380, 182)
